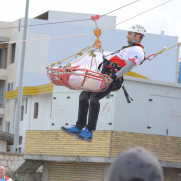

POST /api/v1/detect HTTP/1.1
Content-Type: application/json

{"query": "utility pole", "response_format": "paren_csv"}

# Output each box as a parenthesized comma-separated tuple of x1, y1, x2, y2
(13, 0, 29, 152)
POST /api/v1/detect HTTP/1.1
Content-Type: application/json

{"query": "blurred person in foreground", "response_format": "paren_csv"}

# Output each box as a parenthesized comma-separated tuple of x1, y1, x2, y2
(0, 166, 13, 181)
(106, 147, 164, 181)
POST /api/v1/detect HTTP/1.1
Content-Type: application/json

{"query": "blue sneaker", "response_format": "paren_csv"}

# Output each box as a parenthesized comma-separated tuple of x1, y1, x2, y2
(75, 127, 93, 142)
(61, 125, 81, 136)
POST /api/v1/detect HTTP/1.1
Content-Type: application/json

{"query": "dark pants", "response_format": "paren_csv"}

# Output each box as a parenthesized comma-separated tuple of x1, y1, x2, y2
(76, 84, 113, 132)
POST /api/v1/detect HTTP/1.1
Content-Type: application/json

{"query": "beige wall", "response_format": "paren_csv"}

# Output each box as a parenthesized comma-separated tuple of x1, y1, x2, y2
(1, 19, 20, 134)
(0, 21, 11, 38)
(46, 161, 181, 181)
(48, 162, 105, 181)
(25, 130, 181, 163)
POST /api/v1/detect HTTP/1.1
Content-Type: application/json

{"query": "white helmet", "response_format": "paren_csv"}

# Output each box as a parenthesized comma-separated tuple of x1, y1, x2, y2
(129, 24, 146, 37)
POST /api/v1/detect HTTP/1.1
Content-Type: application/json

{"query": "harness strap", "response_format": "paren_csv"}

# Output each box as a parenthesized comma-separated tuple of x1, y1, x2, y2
(122, 85, 133, 103)
(105, 42, 146, 65)
(99, 56, 122, 75)
(123, 42, 146, 65)
(100, 45, 137, 103)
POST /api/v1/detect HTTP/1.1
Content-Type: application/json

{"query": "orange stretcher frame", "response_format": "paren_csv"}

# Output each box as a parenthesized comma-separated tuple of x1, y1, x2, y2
(46, 66, 112, 92)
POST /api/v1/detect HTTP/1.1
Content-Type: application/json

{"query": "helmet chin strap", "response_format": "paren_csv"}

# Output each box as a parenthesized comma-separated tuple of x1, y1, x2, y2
(131, 32, 141, 44)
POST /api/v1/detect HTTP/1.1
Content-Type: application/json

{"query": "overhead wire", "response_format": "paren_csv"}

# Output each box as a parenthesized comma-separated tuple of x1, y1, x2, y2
(0, 0, 174, 46)
(103, 0, 173, 31)
(0, 0, 140, 30)
(99, 0, 140, 17)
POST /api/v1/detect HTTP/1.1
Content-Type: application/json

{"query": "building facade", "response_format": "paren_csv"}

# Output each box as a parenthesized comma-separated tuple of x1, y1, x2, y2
(1, 10, 181, 180)
(0, 20, 21, 150)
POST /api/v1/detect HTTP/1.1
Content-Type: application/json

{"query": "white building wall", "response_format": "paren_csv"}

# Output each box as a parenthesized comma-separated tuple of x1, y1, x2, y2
(19, 94, 52, 153)
(28, 94, 52, 130)
(52, 77, 181, 137)
(112, 77, 181, 137)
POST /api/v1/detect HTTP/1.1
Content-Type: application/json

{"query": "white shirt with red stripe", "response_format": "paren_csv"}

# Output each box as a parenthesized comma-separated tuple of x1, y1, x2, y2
(115, 45, 145, 66)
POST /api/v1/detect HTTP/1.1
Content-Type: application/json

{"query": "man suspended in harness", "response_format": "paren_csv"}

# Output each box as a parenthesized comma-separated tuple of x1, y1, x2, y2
(61, 24, 146, 142)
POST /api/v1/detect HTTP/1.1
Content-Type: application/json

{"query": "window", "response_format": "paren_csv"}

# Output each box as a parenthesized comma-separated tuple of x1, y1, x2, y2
(21, 105, 24, 121)
(0, 48, 7, 68)
(5, 122, 10, 133)
(0, 118, 2, 131)
(7, 82, 13, 91)
(10, 43, 16, 64)
(17, 147, 21, 153)
(19, 136, 23, 145)
(6, 146, 11, 152)
(7, 82, 13, 102)
(34, 102, 39, 119)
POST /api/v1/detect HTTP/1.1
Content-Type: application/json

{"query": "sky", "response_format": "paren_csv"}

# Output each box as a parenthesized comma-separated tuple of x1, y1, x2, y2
(0, 0, 180, 41)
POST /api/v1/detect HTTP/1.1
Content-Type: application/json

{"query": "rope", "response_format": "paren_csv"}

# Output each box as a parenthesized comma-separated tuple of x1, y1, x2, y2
(67, 51, 91, 67)
(0, 0, 174, 46)
(165, 43, 178, 51)
(50, 46, 100, 72)
(89, 49, 96, 70)
(155, 47, 168, 55)
(146, 43, 179, 61)
(93, 56, 100, 73)
(0, 32, 93, 45)
(51, 45, 93, 67)
(69, 48, 97, 68)
(0, 0, 140, 30)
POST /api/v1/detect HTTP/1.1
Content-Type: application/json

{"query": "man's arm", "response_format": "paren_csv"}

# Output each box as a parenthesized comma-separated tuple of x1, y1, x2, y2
(115, 60, 135, 78)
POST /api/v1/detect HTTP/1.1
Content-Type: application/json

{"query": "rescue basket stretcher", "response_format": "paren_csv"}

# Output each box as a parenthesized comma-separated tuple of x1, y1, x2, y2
(46, 66, 112, 92)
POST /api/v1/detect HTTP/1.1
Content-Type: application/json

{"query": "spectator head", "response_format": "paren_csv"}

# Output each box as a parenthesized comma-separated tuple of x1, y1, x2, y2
(0, 166, 5, 179)
(107, 147, 164, 181)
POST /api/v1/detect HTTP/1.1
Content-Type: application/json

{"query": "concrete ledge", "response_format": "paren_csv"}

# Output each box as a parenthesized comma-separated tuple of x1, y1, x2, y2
(24, 155, 181, 169)
(160, 161, 181, 168)
(24, 155, 113, 163)
(0, 37, 9, 42)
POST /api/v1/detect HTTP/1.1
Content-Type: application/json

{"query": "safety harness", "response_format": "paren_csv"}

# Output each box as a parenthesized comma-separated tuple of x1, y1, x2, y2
(98, 42, 146, 103)
(100, 42, 146, 73)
